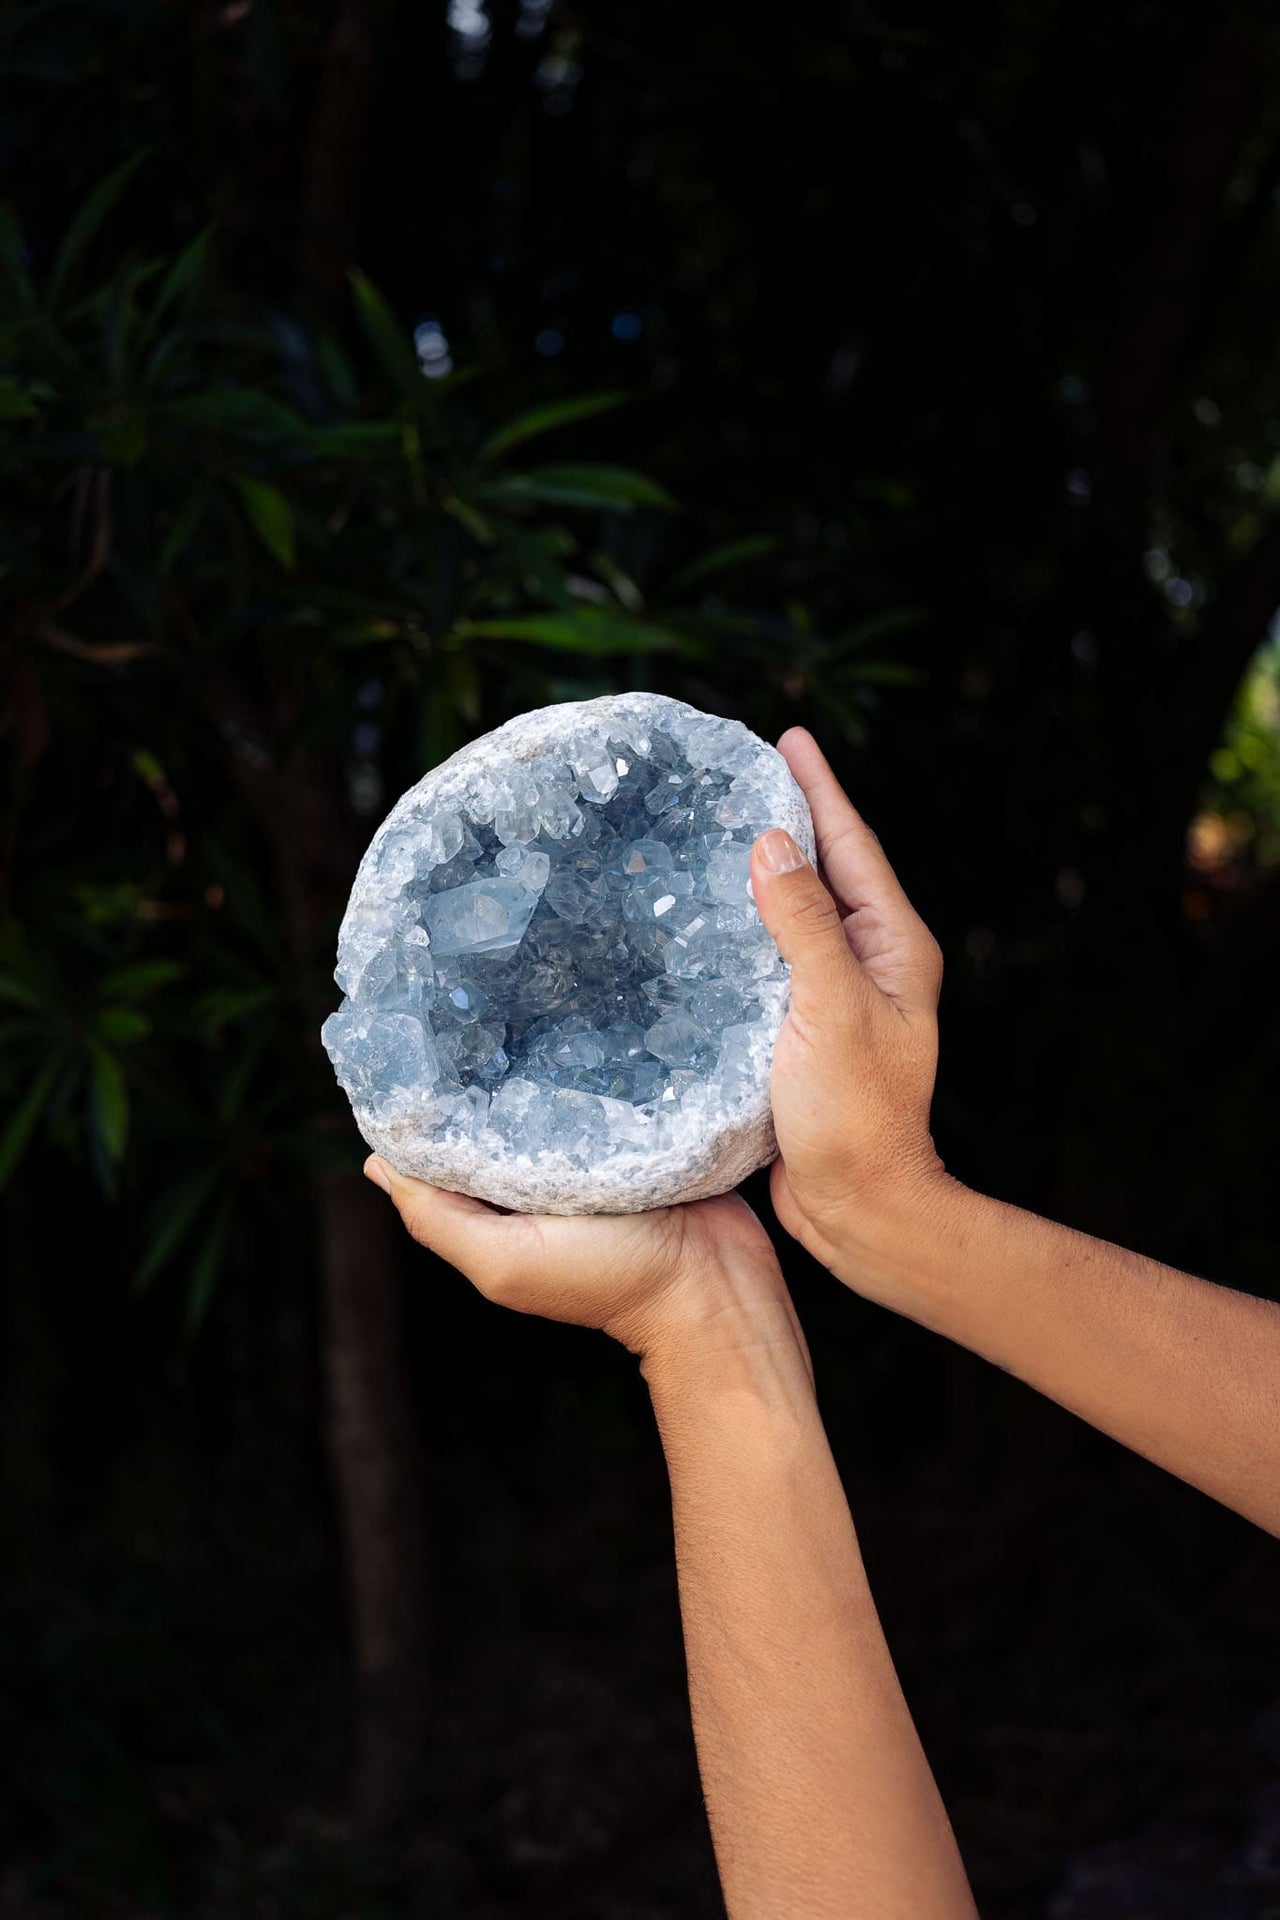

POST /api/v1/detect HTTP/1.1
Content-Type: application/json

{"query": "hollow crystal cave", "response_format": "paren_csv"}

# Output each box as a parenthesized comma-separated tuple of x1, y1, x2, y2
(321, 695, 813, 1211)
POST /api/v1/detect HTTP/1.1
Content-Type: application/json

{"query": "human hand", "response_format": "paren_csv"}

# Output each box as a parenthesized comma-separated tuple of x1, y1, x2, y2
(364, 1158, 801, 1367)
(749, 727, 954, 1301)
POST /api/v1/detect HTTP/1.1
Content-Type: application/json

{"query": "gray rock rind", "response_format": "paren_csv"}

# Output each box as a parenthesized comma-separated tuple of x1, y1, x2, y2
(330, 692, 815, 1213)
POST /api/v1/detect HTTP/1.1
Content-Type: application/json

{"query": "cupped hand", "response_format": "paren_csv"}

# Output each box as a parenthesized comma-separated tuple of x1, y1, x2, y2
(364, 1159, 793, 1362)
(750, 727, 950, 1290)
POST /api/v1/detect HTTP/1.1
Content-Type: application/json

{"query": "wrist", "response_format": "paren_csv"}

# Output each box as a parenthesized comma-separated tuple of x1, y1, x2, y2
(826, 1164, 990, 1326)
(633, 1251, 814, 1410)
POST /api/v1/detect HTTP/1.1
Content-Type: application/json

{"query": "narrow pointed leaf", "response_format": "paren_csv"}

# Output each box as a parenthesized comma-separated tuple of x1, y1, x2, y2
(480, 464, 677, 512)
(0, 1051, 63, 1190)
(667, 535, 777, 594)
(186, 1205, 233, 1335)
(348, 269, 423, 396)
(90, 1046, 129, 1163)
(47, 151, 150, 309)
(232, 474, 295, 569)
(140, 227, 212, 346)
(134, 1167, 222, 1291)
(479, 392, 625, 462)
(456, 610, 699, 656)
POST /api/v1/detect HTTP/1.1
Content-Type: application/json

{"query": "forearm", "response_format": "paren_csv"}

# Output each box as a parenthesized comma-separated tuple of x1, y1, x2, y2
(846, 1177, 1280, 1534)
(642, 1291, 976, 1920)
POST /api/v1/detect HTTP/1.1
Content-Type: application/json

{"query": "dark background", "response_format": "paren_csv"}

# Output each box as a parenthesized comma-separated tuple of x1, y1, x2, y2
(3, 2, 1280, 1914)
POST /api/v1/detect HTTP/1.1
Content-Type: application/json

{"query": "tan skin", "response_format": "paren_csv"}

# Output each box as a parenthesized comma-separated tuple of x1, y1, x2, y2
(366, 724, 1280, 1916)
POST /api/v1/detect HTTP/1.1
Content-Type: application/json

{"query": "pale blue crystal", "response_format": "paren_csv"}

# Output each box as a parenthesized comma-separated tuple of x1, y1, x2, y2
(421, 877, 540, 956)
(323, 700, 792, 1172)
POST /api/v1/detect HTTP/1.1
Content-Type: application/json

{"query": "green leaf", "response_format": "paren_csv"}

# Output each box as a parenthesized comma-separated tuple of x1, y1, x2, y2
(307, 421, 402, 456)
(0, 971, 42, 1009)
(0, 1051, 63, 1190)
(0, 378, 38, 421)
(168, 388, 307, 439)
(101, 960, 184, 999)
(96, 1007, 150, 1045)
(216, 1024, 273, 1121)
(456, 610, 699, 657)
(134, 1167, 221, 1292)
(442, 492, 496, 544)
(480, 392, 625, 463)
(196, 984, 277, 1030)
(46, 151, 150, 310)
(158, 492, 206, 576)
(232, 475, 295, 569)
(826, 607, 926, 658)
(667, 535, 777, 594)
(140, 226, 212, 345)
(480, 464, 677, 512)
(348, 268, 423, 396)
(186, 1204, 232, 1335)
(90, 1047, 129, 1163)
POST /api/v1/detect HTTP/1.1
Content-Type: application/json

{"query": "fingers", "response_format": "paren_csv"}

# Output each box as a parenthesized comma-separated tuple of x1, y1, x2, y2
(365, 1155, 521, 1281)
(750, 829, 870, 1028)
(775, 728, 907, 914)
(775, 727, 942, 1012)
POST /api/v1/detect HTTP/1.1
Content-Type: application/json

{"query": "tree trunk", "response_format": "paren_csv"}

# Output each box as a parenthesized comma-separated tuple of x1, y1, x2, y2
(210, 682, 433, 1826)
(298, 0, 397, 315)
(316, 1168, 432, 1828)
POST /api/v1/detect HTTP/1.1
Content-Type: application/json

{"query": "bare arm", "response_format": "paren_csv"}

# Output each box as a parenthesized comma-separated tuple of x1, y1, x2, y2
(750, 728, 1280, 1537)
(367, 1165, 977, 1919)
(643, 1291, 977, 1920)
(853, 1175, 1280, 1535)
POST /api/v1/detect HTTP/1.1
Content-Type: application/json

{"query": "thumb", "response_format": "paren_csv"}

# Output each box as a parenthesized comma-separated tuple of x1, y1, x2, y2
(751, 828, 864, 1019)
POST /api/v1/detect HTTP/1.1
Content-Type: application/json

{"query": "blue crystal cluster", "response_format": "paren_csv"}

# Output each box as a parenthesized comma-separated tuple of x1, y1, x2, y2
(322, 705, 788, 1170)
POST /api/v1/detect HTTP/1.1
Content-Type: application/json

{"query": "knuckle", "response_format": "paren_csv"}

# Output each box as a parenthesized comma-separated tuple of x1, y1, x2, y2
(787, 881, 842, 938)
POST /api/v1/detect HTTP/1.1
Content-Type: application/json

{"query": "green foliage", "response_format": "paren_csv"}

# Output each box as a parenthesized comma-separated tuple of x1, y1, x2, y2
(0, 166, 914, 1329)
(1205, 635, 1280, 866)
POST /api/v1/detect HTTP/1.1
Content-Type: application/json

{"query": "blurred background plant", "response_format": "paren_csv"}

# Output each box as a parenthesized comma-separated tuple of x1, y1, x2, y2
(3, 2, 1279, 1915)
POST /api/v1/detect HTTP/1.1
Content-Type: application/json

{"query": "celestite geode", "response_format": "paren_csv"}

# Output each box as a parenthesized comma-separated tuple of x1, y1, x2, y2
(321, 692, 814, 1212)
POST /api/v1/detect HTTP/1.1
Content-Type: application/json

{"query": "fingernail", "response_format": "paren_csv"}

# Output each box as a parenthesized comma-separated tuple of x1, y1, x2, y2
(756, 829, 805, 874)
(364, 1156, 391, 1194)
